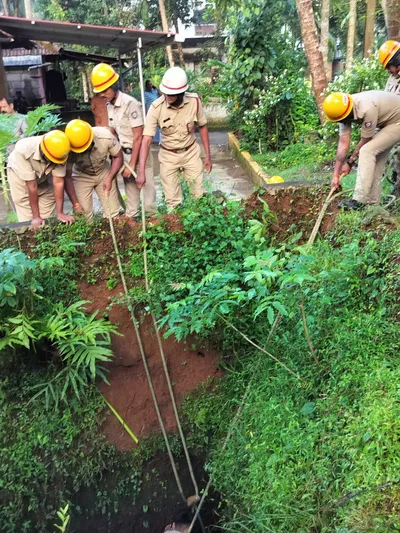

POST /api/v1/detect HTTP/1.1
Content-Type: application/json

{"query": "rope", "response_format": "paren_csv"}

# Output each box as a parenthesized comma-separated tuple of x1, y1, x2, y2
(140, 188, 200, 499)
(306, 186, 352, 250)
(104, 193, 186, 503)
(124, 160, 201, 500)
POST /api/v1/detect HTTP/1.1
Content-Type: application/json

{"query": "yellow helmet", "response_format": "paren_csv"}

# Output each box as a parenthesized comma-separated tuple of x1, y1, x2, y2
(267, 175, 285, 184)
(378, 40, 400, 68)
(40, 130, 70, 164)
(323, 92, 353, 122)
(91, 63, 119, 93)
(65, 119, 94, 153)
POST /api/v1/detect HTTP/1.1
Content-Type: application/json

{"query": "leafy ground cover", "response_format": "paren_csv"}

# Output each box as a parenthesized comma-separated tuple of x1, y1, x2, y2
(0, 189, 399, 532)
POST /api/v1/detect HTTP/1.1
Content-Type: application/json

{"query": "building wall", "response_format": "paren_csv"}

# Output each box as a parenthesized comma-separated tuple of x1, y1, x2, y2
(5, 68, 45, 106)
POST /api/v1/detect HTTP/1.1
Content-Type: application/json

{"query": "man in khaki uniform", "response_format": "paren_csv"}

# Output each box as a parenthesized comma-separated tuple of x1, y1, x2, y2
(7, 130, 74, 229)
(90, 63, 156, 220)
(64, 119, 123, 220)
(137, 67, 212, 208)
(378, 40, 400, 195)
(0, 96, 28, 154)
(323, 90, 400, 209)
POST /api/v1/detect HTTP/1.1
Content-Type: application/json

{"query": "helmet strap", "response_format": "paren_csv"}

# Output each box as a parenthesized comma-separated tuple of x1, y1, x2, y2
(388, 50, 400, 68)
(171, 92, 185, 107)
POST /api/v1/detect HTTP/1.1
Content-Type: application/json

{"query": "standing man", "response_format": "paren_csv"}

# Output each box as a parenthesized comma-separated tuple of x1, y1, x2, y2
(90, 63, 156, 220)
(0, 96, 27, 153)
(323, 90, 400, 209)
(7, 130, 74, 229)
(64, 119, 123, 220)
(91, 94, 109, 127)
(144, 80, 161, 144)
(378, 40, 400, 195)
(137, 67, 212, 209)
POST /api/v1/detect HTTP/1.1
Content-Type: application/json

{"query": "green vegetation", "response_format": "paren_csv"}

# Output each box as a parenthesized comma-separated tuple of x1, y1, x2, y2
(0, 188, 400, 531)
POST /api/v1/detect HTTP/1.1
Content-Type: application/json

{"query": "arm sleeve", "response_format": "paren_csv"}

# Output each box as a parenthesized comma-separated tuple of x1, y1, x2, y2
(196, 98, 207, 127)
(128, 100, 144, 128)
(52, 164, 67, 178)
(107, 131, 122, 156)
(9, 150, 36, 181)
(339, 123, 352, 136)
(360, 107, 378, 138)
(143, 105, 159, 137)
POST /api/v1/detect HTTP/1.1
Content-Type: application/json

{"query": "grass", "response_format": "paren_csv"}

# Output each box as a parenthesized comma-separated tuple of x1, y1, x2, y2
(0, 189, 400, 532)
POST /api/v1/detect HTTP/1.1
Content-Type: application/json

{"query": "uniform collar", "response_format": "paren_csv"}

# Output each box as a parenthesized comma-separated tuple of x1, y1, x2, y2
(110, 91, 123, 107)
(32, 136, 45, 162)
(165, 94, 189, 109)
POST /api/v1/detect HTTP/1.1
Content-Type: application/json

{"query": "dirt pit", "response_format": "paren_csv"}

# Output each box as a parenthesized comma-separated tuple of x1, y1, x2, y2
(245, 184, 341, 238)
(78, 186, 340, 451)
(80, 283, 221, 451)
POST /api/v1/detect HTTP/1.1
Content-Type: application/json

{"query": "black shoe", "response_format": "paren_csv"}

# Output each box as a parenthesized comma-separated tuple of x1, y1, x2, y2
(338, 199, 366, 211)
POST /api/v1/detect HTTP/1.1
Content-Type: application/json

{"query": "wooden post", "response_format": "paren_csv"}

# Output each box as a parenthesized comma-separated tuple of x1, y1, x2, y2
(0, 46, 8, 99)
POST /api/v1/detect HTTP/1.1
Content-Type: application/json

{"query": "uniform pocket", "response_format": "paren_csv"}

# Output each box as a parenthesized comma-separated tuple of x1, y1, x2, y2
(186, 121, 195, 134)
(161, 124, 176, 136)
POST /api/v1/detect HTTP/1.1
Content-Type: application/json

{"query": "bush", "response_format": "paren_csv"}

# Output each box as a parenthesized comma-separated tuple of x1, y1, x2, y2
(241, 71, 320, 152)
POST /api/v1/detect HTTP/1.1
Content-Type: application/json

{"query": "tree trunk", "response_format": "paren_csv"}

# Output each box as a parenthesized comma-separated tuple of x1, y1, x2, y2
(320, 0, 330, 75)
(24, 0, 32, 18)
(364, 0, 376, 57)
(382, 0, 400, 39)
(2, 0, 10, 16)
(158, 0, 174, 67)
(0, 47, 8, 99)
(296, 0, 328, 123)
(346, 0, 357, 70)
(173, 17, 185, 67)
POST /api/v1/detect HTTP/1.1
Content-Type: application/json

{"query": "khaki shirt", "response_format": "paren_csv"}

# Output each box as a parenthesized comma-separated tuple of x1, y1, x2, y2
(68, 127, 121, 176)
(7, 135, 67, 183)
(143, 93, 207, 150)
(107, 91, 144, 148)
(339, 90, 400, 138)
(7, 114, 28, 155)
(385, 74, 400, 95)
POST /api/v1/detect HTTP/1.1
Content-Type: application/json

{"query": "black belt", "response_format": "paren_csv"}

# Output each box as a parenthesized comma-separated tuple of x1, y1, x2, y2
(122, 147, 132, 155)
(161, 140, 196, 154)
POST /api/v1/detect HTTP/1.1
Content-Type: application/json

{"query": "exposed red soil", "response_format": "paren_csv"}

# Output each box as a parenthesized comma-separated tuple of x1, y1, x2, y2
(245, 185, 341, 238)
(80, 281, 221, 451)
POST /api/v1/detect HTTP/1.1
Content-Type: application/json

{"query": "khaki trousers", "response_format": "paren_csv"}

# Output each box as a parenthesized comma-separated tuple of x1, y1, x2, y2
(7, 169, 56, 222)
(158, 142, 204, 208)
(354, 123, 400, 204)
(72, 166, 120, 220)
(122, 152, 157, 218)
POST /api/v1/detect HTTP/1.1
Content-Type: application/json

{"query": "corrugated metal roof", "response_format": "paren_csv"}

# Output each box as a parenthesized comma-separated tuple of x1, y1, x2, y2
(3, 41, 60, 56)
(0, 16, 175, 53)
(3, 54, 42, 66)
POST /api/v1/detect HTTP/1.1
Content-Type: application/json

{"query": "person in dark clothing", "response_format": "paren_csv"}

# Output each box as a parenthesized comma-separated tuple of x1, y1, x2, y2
(45, 68, 67, 103)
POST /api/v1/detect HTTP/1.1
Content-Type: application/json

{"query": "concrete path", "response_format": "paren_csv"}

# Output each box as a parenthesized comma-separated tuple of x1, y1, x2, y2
(0, 132, 254, 225)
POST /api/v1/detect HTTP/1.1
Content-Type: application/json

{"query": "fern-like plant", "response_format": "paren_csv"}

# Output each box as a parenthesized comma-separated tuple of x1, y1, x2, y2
(0, 249, 118, 408)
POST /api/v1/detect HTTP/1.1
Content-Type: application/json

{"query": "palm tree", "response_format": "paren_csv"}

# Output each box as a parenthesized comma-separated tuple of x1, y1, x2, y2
(346, 0, 357, 70)
(364, 0, 376, 58)
(158, 0, 175, 67)
(320, 0, 330, 74)
(382, 0, 400, 39)
(295, 0, 328, 122)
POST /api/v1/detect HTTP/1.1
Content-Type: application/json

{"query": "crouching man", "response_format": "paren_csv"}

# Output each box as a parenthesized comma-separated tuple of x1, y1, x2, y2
(7, 130, 74, 229)
(323, 90, 400, 209)
(64, 119, 123, 220)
